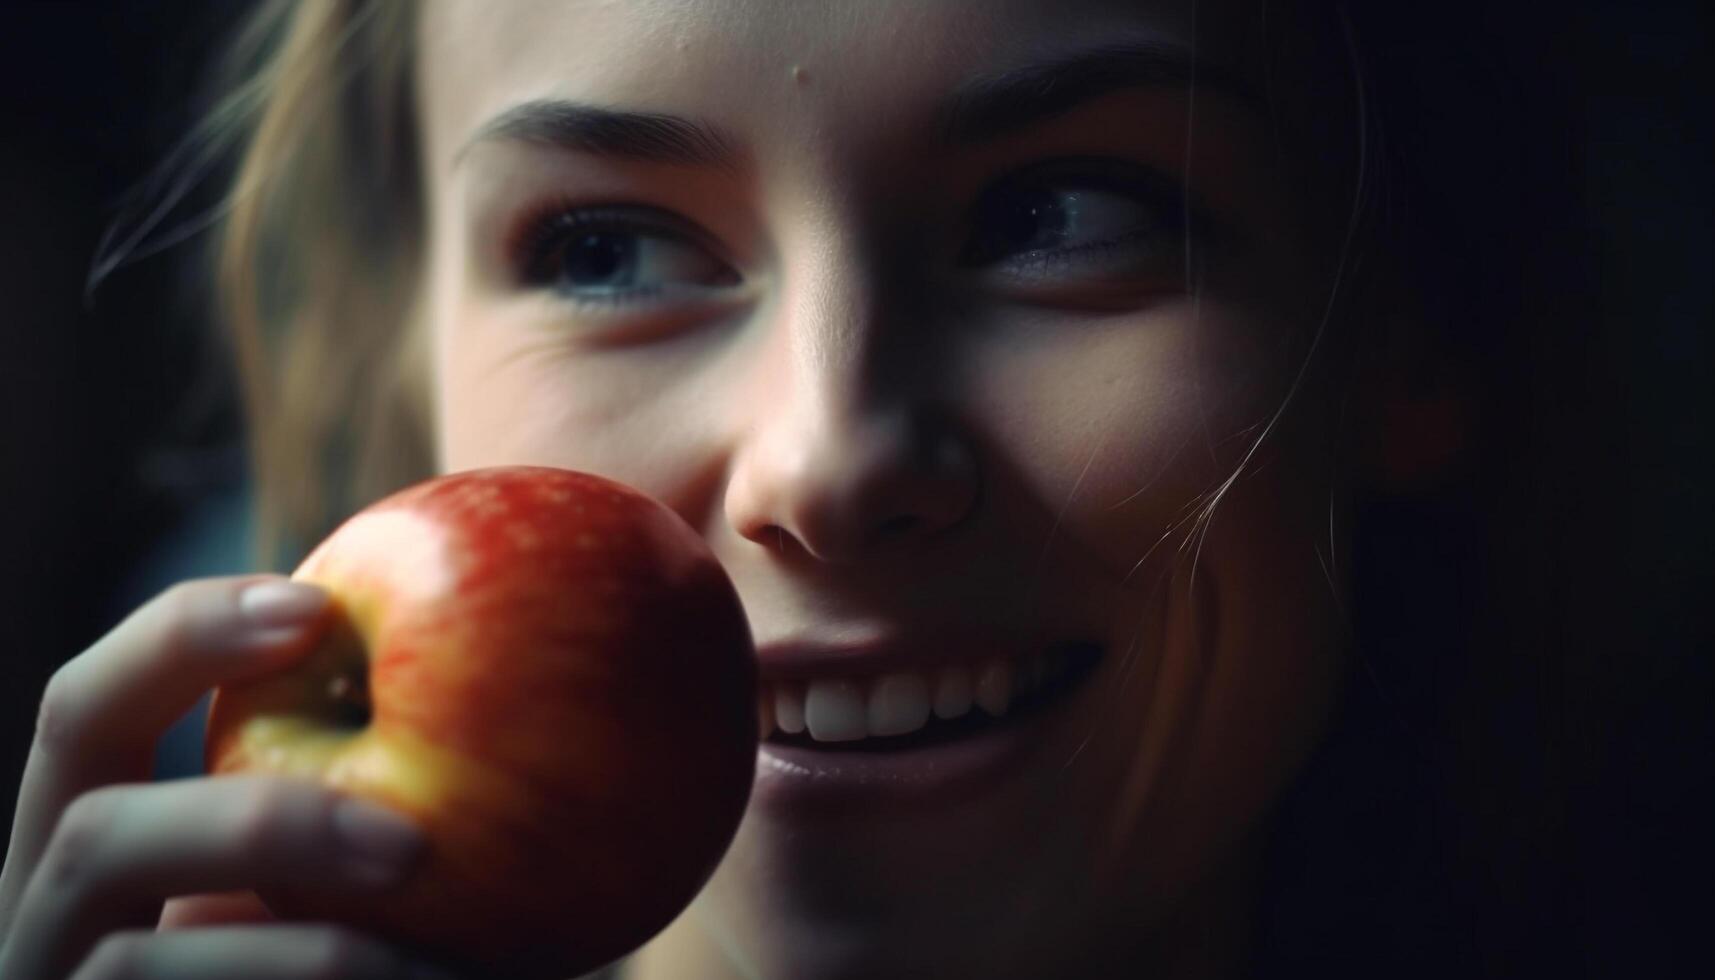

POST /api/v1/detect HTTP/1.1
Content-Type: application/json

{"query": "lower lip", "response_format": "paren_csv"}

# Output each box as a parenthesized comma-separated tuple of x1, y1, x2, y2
(751, 644, 1101, 819)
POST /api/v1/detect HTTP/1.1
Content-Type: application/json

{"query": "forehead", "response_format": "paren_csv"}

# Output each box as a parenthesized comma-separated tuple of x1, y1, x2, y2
(416, 0, 1263, 171)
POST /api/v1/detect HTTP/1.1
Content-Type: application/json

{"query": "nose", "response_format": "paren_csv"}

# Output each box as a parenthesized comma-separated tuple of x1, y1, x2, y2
(723, 306, 977, 566)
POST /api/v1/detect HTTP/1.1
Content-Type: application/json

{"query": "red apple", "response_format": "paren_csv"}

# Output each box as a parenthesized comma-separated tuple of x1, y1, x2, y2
(204, 467, 757, 979)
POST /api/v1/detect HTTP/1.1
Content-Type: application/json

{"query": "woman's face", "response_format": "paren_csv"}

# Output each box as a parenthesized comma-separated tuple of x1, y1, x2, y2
(417, 0, 1348, 975)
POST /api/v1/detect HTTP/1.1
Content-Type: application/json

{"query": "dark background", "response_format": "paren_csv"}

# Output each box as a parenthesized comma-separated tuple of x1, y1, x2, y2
(0, 1, 1709, 976)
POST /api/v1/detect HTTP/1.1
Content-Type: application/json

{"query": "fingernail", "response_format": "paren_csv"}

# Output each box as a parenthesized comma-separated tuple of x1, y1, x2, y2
(240, 580, 327, 628)
(333, 798, 425, 884)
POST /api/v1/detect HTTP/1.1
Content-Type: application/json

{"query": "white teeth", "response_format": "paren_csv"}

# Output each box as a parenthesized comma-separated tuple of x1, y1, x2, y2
(932, 664, 974, 719)
(804, 678, 867, 742)
(774, 681, 806, 735)
(758, 648, 1085, 744)
(867, 672, 931, 737)
(974, 660, 1013, 717)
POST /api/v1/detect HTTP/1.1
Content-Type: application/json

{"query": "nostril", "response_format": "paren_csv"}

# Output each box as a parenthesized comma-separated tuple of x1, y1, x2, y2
(764, 516, 921, 563)
(727, 414, 978, 563)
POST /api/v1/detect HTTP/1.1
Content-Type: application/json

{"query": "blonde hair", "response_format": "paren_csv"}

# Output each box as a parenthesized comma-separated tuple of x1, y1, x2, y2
(214, 0, 428, 566)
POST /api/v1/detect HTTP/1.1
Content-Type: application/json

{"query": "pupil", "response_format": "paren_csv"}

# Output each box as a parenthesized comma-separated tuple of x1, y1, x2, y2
(984, 187, 1066, 258)
(564, 232, 636, 286)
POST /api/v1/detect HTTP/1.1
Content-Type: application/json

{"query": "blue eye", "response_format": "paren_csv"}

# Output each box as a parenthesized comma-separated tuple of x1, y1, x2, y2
(960, 163, 1188, 281)
(518, 206, 738, 305)
(559, 230, 641, 288)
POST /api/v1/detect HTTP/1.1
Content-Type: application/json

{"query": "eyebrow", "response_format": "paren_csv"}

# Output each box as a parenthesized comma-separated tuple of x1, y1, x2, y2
(934, 41, 1263, 145)
(456, 102, 741, 170)
(456, 41, 1259, 170)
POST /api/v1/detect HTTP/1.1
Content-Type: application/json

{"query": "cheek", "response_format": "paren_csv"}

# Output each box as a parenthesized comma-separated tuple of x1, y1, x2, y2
(966, 300, 1286, 581)
(434, 310, 580, 473)
(432, 303, 724, 498)
(1020, 308, 1342, 905)
(1106, 459, 1344, 898)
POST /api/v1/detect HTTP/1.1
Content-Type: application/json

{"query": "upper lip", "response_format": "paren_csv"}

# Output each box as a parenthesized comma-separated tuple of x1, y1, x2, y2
(754, 625, 1064, 682)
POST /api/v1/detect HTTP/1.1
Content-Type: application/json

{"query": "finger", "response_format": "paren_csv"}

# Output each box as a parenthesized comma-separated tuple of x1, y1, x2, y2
(1, 775, 423, 980)
(2, 576, 330, 918)
(67, 926, 460, 980)
(158, 890, 274, 930)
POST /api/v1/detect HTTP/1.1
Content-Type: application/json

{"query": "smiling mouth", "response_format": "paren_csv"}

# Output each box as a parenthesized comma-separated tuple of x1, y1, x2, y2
(761, 642, 1104, 754)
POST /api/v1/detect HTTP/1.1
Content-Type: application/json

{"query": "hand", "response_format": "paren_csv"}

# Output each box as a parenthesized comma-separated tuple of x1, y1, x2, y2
(0, 576, 464, 979)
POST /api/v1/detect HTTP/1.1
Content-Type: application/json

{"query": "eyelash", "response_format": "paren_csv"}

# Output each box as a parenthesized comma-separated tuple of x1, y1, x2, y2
(504, 161, 1198, 308)
(506, 201, 720, 309)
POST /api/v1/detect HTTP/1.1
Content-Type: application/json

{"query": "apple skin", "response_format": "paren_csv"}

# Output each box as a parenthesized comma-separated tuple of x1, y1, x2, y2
(204, 467, 757, 979)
